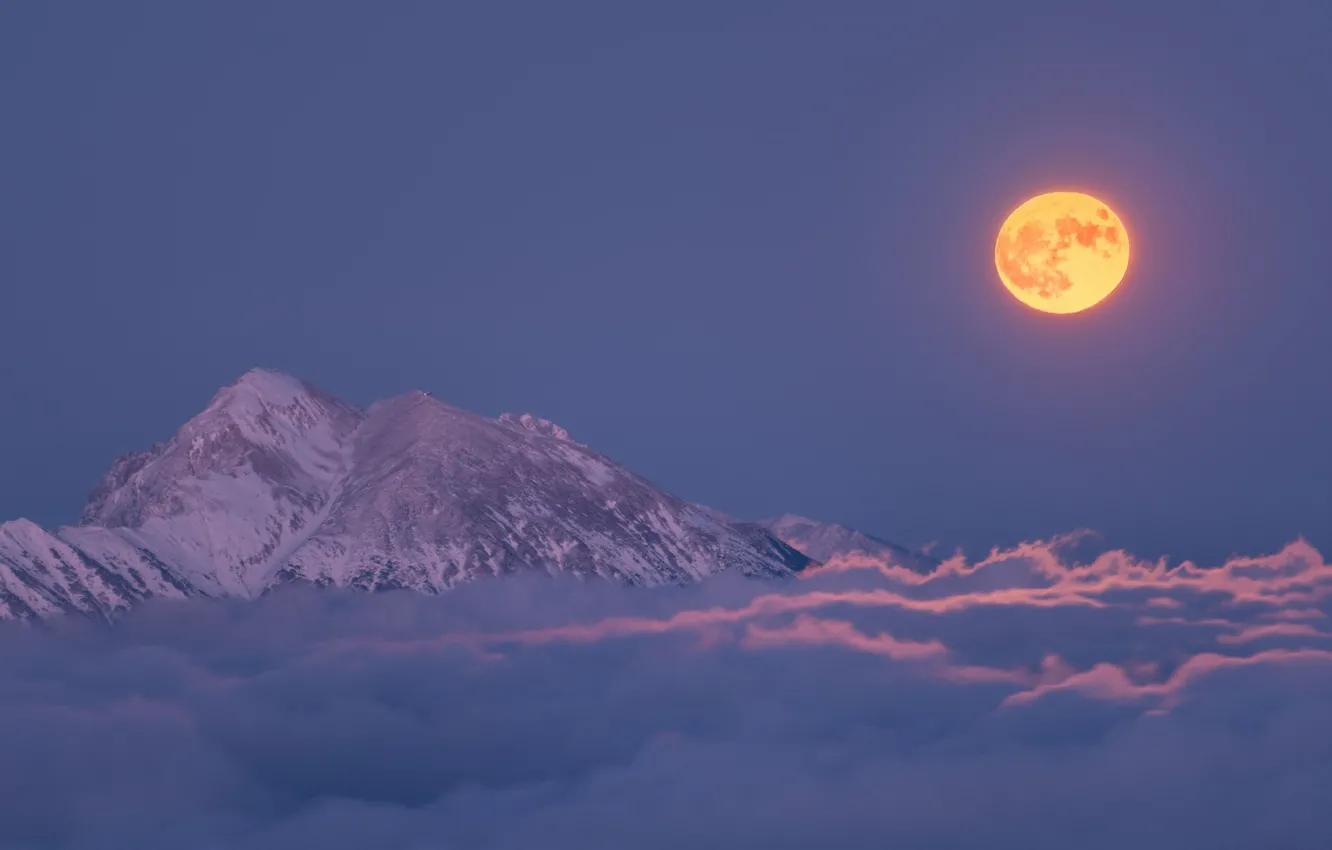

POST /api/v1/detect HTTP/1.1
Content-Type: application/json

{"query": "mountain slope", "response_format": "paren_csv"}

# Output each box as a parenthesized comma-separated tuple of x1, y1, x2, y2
(0, 519, 191, 620)
(0, 370, 811, 618)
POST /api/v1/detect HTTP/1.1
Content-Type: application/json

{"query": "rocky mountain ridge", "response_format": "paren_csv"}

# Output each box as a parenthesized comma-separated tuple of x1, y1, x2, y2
(1, 370, 825, 620)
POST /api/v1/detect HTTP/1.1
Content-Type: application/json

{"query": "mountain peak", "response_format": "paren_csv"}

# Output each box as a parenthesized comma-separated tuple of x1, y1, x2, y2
(76, 370, 366, 597)
(203, 368, 356, 422)
(230, 366, 309, 395)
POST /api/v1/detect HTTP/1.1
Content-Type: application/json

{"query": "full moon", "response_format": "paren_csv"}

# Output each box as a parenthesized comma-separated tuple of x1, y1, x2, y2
(994, 191, 1130, 314)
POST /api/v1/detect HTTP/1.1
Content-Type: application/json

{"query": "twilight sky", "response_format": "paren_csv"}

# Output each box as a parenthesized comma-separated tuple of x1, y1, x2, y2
(2, 1, 1329, 563)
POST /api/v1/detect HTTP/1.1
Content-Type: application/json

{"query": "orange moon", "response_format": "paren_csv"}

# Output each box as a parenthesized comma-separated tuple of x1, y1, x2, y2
(994, 191, 1130, 314)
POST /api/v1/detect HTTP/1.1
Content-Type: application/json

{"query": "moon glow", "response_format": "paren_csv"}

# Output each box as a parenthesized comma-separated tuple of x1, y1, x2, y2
(995, 191, 1130, 314)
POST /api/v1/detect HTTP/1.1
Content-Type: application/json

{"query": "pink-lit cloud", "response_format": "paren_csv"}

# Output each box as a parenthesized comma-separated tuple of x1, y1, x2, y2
(1004, 648, 1332, 708)
(313, 535, 1332, 714)
(1215, 622, 1330, 644)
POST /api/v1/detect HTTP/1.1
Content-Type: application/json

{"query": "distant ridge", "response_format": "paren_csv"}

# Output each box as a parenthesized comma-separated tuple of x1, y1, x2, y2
(759, 513, 937, 573)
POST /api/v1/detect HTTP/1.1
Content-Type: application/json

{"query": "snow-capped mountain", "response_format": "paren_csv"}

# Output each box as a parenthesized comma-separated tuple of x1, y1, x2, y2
(760, 513, 936, 573)
(0, 370, 811, 619)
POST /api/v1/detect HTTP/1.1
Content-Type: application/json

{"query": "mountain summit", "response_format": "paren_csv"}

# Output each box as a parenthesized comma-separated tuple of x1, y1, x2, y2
(0, 370, 811, 619)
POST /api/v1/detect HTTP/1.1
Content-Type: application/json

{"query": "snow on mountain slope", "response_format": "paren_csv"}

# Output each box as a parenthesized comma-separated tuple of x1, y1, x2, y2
(497, 412, 576, 443)
(760, 513, 936, 573)
(0, 519, 190, 620)
(0, 370, 811, 618)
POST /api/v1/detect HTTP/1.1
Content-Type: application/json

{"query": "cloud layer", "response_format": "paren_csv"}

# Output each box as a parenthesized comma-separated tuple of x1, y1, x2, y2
(2, 535, 1331, 849)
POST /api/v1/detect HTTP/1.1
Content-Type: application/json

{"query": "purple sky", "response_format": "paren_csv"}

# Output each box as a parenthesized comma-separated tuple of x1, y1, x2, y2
(2, 2, 1330, 563)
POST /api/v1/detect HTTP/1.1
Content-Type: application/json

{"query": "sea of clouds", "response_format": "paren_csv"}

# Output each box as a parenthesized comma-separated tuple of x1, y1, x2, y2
(3, 534, 1331, 849)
